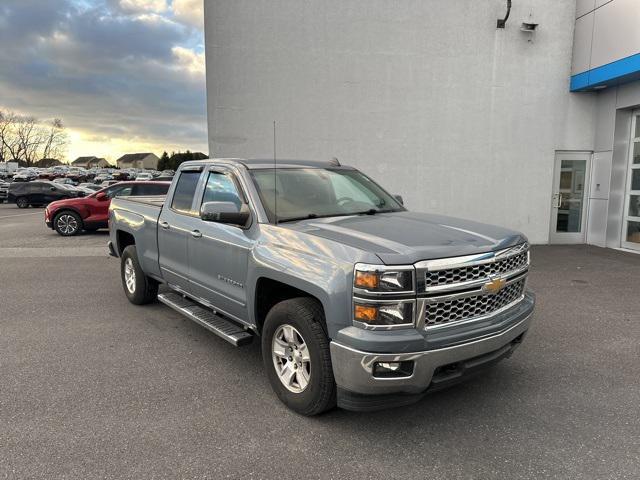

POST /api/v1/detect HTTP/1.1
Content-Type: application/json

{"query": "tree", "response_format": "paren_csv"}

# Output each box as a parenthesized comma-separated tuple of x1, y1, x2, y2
(0, 109, 69, 166)
(158, 151, 170, 170)
(168, 150, 208, 170)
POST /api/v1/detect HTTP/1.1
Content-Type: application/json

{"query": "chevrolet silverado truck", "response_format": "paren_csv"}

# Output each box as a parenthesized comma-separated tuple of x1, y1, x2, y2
(108, 159, 535, 415)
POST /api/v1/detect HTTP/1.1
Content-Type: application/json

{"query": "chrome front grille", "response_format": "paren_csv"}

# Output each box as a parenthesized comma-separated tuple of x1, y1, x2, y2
(425, 279, 526, 327)
(425, 249, 528, 288)
(416, 243, 530, 329)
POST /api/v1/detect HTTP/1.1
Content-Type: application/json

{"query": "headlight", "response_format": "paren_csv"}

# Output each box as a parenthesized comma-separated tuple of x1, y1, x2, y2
(353, 299, 415, 327)
(353, 264, 414, 293)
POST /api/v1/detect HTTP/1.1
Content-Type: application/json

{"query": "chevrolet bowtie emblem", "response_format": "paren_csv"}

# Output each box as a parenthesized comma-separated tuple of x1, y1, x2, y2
(483, 277, 506, 295)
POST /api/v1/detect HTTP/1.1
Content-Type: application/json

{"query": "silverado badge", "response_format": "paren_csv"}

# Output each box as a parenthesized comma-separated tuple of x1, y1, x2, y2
(483, 277, 506, 295)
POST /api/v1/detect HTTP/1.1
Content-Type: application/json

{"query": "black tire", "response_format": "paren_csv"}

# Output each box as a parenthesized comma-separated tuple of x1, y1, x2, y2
(16, 197, 29, 208)
(53, 211, 82, 236)
(261, 297, 336, 416)
(120, 245, 158, 305)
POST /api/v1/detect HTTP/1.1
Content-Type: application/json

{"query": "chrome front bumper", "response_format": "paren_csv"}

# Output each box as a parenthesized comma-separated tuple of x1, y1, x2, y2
(330, 311, 533, 396)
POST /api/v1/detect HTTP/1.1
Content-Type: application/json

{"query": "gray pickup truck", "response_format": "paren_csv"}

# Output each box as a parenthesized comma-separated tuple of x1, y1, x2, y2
(108, 158, 534, 415)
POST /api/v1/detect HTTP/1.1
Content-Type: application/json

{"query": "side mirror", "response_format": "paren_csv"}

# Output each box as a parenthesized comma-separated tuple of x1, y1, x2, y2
(200, 201, 250, 227)
(50, 186, 56, 191)
(394, 194, 404, 206)
(96, 192, 109, 201)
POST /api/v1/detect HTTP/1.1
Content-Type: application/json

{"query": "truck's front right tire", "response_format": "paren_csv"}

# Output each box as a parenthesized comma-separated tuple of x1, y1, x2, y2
(121, 245, 158, 305)
(262, 297, 336, 416)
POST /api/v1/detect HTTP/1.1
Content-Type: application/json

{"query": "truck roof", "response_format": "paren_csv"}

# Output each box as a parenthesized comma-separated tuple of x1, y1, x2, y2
(179, 158, 353, 170)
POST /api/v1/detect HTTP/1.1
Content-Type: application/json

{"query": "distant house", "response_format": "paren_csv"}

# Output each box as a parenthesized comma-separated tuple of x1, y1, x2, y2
(72, 156, 110, 168)
(37, 158, 63, 167)
(116, 153, 159, 170)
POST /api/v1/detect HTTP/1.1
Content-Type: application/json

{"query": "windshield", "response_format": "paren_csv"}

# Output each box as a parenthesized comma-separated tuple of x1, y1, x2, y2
(250, 168, 404, 223)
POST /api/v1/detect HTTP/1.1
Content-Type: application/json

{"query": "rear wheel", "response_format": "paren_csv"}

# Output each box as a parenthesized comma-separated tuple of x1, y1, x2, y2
(262, 297, 336, 416)
(53, 211, 82, 236)
(121, 245, 158, 305)
(16, 197, 29, 208)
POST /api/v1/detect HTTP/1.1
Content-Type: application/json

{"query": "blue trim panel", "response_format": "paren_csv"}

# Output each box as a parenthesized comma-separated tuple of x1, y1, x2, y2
(570, 52, 640, 91)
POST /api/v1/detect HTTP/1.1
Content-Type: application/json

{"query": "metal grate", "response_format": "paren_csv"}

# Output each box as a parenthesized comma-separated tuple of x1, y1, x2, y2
(425, 279, 526, 327)
(425, 249, 528, 288)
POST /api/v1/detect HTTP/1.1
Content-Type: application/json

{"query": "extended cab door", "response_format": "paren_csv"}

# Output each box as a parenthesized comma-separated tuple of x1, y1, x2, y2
(157, 167, 204, 291)
(187, 168, 254, 322)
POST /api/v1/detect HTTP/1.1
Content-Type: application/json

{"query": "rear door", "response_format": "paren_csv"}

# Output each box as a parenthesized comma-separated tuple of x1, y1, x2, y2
(87, 184, 134, 225)
(187, 167, 254, 322)
(157, 167, 204, 291)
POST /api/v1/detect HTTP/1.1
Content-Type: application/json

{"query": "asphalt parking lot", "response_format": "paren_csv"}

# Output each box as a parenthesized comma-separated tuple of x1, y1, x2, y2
(1, 203, 639, 479)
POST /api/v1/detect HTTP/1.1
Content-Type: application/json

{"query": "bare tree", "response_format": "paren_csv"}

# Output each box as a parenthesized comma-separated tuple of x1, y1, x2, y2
(0, 109, 69, 165)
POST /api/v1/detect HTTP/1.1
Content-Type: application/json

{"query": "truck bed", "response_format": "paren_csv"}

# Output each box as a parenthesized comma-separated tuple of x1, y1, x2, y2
(116, 195, 166, 207)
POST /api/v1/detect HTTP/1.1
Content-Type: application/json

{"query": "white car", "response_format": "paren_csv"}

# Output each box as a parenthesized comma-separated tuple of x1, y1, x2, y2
(135, 172, 154, 181)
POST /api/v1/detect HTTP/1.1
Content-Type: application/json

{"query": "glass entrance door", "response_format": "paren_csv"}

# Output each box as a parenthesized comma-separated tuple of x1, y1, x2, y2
(622, 111, 640, 250)
(549, 151, 590, 244)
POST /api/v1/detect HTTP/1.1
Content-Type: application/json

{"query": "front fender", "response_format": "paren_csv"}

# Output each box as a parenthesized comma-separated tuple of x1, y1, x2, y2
(247, 226, 379, 338)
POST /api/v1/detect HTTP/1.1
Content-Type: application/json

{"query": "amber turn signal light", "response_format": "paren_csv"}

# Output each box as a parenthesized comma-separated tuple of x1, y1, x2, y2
(354, 271, 379, 289)
(354, 304, 378, 323)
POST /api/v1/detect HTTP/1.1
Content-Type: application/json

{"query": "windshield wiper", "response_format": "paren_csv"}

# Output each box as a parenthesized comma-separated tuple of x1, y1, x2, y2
(355, 208, 379, 215)
(277, 213, 319, 224)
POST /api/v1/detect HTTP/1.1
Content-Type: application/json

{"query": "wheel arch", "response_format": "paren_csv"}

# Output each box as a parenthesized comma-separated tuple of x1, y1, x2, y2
(115, 229, 136, 256)
(254, 277, 328, 335)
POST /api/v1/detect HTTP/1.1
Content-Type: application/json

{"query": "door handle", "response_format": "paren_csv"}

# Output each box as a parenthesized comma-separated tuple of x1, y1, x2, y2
(191, 230, 202, 238)
(160, 221, 170, 229)
(552, 193, 562, 208)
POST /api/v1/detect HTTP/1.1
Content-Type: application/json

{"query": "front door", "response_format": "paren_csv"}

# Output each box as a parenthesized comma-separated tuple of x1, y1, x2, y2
(621, 110, 640, 250)
(549, 151, 591, 244)
(187, 168, 253, 323)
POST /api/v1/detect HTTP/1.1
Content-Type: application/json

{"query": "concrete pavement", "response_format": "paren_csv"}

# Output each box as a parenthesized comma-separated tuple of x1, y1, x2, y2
(0, 203, 638, 479)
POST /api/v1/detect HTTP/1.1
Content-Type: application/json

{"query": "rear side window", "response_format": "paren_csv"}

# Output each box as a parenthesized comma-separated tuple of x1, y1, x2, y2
(171, 171, 201, 214)
(133, 183, 170, 196)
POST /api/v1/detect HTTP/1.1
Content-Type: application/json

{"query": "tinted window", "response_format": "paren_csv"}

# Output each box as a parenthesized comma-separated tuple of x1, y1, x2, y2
(133, 183, 170, 196)
(201, 172, 242, 210)
(171, 171, 201, 214)
(105, 185, 133, 198)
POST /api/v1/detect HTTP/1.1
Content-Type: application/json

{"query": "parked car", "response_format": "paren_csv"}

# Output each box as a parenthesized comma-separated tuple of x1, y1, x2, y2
(135, 172, 154, 181)
(0, 180, 9, 202)
(8, 181, 80, 208)
(108, 159, 535, 415)
(78, 183, 103, 192)
(53, 177, 76, 186)
(45, 181, 170, 236)
(100, 180, 120, 187)
(12, 169, 37, 182)
(151, 175, 175, 182)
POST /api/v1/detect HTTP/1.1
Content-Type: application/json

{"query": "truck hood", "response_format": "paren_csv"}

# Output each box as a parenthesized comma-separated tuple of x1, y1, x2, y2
(286, 211, 527, 264)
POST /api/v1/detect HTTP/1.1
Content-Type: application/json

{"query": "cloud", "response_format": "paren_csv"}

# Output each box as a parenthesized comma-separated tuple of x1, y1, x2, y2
(0, 0, 207, 161)
(115, 0, 168, 14)
(172, 0, 204, 30)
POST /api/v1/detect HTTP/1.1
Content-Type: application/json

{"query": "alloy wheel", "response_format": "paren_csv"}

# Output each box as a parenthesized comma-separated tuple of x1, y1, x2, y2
(56, 214, 78, 235)
(124, 257, 136, 294)
(272, 324, 311, 393)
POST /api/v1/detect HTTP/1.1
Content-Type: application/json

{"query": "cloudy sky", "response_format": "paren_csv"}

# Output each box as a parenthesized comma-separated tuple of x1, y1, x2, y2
(0, 0, 206, 163)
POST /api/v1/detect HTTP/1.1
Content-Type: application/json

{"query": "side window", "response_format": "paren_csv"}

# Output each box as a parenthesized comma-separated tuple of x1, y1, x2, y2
(201, 172, 242, 210)
(133, 183, 169, 196)
(29, 183, 44, 194)
(106, 185, 133, 198)
(171, 171, 201, 214)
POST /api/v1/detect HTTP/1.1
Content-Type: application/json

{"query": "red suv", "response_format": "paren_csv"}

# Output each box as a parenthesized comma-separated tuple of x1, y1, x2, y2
(45, 181, 170, 236)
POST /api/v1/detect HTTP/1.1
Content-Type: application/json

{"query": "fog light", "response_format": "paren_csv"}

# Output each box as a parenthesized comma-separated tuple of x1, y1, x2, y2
(372, 361, 414, 378)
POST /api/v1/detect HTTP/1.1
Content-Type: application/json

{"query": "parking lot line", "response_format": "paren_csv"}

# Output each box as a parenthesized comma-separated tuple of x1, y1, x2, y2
(0, 212, 43, 219)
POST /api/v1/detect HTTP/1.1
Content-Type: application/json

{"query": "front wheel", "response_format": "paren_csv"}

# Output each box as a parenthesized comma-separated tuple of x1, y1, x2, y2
(54, 211, 82, 236)
(261, 297, 336, 416)
(120, 245, 158, 305)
